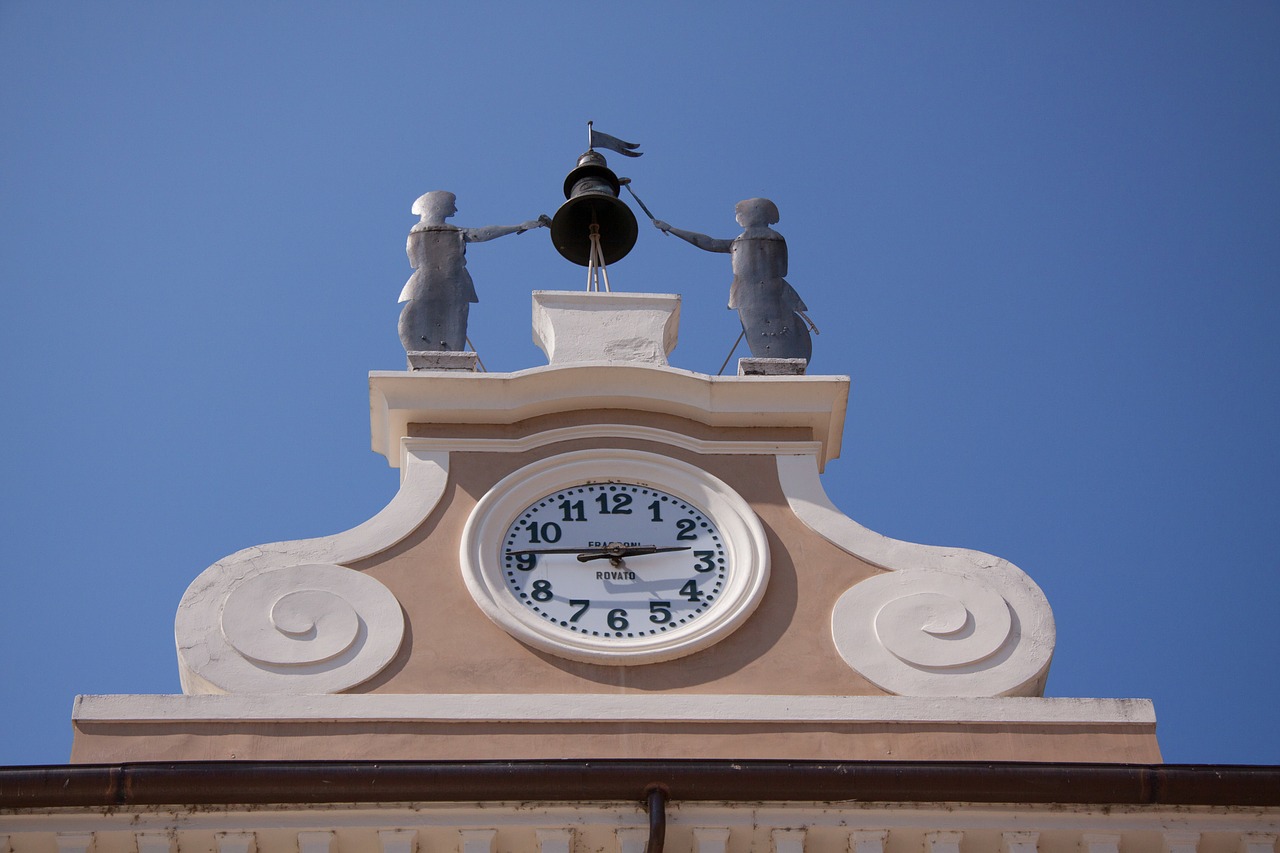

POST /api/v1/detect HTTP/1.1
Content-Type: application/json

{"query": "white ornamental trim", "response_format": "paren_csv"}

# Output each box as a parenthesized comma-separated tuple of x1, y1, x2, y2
(73, 693, 1156, 725)
(401, 424, 824, 463)
(777, 454, 1056, 698)
(369, 365, 850, 469)
(174, 449, 449, 695)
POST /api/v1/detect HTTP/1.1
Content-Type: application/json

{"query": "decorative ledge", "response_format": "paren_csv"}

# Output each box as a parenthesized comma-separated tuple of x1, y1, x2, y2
(74, 694, 1155, 725)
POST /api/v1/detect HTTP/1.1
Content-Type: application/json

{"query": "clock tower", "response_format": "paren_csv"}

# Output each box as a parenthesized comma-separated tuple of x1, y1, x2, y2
(22, 138, 1272, 853)
(72, 287, 1158, 764)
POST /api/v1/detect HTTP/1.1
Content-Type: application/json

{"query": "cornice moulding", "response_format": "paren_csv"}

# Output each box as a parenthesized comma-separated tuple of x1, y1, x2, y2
(369, 365, 850, 468)
(74, 694, 1156, 725)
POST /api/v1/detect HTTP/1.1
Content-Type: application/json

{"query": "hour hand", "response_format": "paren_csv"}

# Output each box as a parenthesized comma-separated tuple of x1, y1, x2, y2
(576, 544, 692, 563)
(506, 547, 597, 555)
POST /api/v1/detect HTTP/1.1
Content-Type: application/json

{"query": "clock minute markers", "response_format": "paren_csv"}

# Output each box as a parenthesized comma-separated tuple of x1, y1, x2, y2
(500, 483, 727, 634)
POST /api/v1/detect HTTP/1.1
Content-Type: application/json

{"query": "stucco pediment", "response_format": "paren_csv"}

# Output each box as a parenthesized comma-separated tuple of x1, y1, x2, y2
(74, 292, 1149, 764)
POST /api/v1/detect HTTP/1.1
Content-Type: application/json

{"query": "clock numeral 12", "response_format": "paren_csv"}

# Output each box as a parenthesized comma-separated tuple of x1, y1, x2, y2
(595, 492, 633, 515)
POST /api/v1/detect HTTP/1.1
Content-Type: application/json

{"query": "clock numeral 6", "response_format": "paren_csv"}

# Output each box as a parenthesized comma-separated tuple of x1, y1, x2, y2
(648, 601, 672, 624)
(607, 608, 629, 630)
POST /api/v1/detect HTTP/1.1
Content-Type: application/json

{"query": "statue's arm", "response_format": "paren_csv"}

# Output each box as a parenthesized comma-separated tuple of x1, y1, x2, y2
(463, 215, 551, 243)
(652, 220, 732, 253)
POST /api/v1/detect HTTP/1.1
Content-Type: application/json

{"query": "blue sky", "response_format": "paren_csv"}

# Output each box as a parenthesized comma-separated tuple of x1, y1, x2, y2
(2, 2, 1277, 765)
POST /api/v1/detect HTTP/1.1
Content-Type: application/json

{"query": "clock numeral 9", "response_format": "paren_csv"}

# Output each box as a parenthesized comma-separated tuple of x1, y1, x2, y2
(648, 601, 672, 624)
(512, 552, 537, 571)
(607, 608, 629, 630)
(526, 521, 562, 544)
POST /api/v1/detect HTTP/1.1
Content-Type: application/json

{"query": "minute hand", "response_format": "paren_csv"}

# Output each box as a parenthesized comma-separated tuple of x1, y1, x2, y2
(576, 545, 691, 563)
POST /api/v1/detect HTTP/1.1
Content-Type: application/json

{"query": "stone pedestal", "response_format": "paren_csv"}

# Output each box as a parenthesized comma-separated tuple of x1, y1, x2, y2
(406, 351, 478, 371)
(532, 291, 680, 366)
(739, 357, 808, 376)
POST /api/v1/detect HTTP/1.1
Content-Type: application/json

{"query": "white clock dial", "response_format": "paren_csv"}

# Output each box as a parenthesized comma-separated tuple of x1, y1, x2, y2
(460, 449, 770, 665)
(502, 483, 727, 639)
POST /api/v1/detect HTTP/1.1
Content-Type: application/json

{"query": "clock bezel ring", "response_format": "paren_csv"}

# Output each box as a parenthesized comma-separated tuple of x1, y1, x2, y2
(459, 448, 771, 665)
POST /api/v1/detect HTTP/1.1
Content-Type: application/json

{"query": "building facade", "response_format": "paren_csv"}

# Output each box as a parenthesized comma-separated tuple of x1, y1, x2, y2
(3, 292, 1275, 853)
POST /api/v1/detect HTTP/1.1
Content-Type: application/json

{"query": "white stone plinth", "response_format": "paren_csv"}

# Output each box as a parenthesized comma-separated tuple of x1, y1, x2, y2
(739, 357, 808, 376)
(406, 351, 477, 371)
(532, 291, 680, 366)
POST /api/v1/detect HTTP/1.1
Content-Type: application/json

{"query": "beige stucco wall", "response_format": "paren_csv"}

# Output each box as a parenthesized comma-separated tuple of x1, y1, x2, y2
(354, 410, 885, 697)
(69, 408, 1161, 764)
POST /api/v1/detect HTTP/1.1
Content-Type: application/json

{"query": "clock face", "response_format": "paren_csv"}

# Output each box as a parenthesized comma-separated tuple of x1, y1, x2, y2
(501, 483, 728, 640)
(460, 449, 770, 665)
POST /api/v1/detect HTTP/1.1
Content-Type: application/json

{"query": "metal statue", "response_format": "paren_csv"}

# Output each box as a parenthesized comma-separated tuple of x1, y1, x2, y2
(399, 191, 549, 353)
(654, 198, 814, 362)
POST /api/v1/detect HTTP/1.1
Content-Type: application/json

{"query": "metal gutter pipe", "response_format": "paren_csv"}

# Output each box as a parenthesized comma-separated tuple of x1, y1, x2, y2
(2, 760, 1279, 810)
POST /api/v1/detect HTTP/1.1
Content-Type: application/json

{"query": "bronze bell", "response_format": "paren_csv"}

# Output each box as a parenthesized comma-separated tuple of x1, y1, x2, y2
(550, 150, 638, 267)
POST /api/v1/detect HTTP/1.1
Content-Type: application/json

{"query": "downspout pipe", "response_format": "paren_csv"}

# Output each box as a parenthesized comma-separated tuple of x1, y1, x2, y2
(644, 785, 668, 853)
